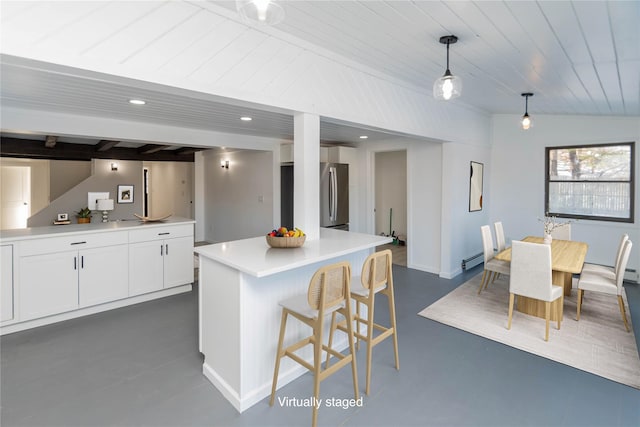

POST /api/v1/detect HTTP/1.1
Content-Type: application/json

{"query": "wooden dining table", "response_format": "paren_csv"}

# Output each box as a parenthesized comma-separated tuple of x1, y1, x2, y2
(494, 236, 588, 320)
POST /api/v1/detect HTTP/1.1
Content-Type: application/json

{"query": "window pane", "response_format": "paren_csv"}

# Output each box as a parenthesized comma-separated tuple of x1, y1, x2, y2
(548, 182, 630, 219)
(548, 145, 631, 181)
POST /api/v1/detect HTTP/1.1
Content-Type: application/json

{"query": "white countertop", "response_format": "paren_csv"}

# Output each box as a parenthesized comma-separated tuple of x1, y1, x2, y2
(195, 228, 392, 277)
(0, 217, 195, 242)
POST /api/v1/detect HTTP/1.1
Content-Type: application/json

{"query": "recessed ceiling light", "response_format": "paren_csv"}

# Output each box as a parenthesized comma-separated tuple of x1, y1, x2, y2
(240, 116, 252, 121)
(129, 99, 146, 105)
(359, 135, 368, 139)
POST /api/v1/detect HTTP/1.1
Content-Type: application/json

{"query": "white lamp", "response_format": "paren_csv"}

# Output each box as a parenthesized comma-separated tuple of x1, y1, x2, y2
(97, 199, 114, 222)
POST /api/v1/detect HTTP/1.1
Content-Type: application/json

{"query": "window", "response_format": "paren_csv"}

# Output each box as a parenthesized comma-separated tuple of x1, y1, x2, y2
(545, 142, 634, 223)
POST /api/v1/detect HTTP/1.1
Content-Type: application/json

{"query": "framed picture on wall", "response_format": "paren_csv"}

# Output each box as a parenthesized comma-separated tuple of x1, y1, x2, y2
(117, 185, 134, 204)
(469, 161, 483, 212)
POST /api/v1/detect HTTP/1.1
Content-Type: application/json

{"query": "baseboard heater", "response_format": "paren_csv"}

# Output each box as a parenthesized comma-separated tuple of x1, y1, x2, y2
(462, 252, 483, 270)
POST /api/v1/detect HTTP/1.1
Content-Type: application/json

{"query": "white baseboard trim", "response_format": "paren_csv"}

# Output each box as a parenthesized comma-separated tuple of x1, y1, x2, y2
(408, 263, 439, 275)
(1, 284, 192, 336)
(440, 267, 463, 279)
(202, 336, 348, 413)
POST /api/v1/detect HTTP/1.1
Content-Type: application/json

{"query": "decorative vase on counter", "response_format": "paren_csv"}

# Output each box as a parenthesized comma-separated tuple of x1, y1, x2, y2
(543, 233, 552, 245)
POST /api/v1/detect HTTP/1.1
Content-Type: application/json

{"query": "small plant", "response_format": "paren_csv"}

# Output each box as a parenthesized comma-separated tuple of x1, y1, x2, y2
(75, 207, 92, 218)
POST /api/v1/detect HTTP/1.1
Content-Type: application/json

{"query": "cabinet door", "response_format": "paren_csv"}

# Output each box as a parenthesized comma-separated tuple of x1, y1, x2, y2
(129, 240, 164, 296)
(1, 245, 14, 322)
(20, 251, 78, 320)
(79, 244, 128, 307)
(163, 236, 194, 288)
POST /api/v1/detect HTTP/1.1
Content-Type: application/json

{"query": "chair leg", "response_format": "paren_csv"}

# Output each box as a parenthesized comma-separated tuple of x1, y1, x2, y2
(557, 295, 563, 330)
(343, 302, 360, 401)
(576, 289, 583, 321)
(270, 310, 288, 406)
(507, 293, 515, 330)
(325, 311, 338, 368)
(363, 300, 375, 396)
(388, 289, 400, 371)
(311, 317, 323, 427)
(544, 301, 550, 341)
(618, 295, 631, 332)
(478, 270, 487, 294)
(355, 300, 361, 351)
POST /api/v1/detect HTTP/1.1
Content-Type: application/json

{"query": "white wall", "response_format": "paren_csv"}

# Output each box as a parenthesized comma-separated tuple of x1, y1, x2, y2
(203, 149, 274, 243)
(491, 114, 640, 280)
(49, 160, 91, 201)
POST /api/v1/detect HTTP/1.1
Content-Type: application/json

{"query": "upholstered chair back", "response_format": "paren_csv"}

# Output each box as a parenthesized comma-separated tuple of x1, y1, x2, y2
(510, 241, 554, 301)
(481, 225, 495, 264)
(494, 222, 506, 252)
(614, 240, 633, 294)
(550, 223, 571, 240)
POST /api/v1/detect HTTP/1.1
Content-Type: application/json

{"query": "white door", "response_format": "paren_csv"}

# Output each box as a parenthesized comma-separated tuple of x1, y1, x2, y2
(163, 236, 194, 288)
(79, 245, 129, 307)
(129, 240, 164, 296)
(1, 166, 30, 229)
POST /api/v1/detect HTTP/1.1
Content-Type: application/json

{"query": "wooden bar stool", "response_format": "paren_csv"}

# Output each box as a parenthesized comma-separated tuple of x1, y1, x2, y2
(269, 261, 359, 427)
(326, 249, 399, 395)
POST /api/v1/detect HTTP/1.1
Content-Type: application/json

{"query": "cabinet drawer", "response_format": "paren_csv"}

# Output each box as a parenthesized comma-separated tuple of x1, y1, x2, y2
(19, 231, 129, 257)
(128, 224, 193, 243)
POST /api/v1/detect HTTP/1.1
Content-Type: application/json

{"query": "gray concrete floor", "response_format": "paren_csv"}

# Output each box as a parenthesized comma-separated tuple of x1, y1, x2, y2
(1, 265, 639, 426)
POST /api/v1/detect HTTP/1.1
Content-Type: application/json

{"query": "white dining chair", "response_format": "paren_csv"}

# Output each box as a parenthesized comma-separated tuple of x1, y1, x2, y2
(507, 240, 563, 341)
(581, 234, 629, 280)
(478, 225, 510, 294)
(494, 221, 507, 252)
(550, 223, 571, 240)
(577, 239, 633, 332)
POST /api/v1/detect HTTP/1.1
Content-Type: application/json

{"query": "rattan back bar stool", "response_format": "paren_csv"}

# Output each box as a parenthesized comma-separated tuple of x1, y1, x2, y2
(269, 261, 359, 427)
(326, 249, 399, 395)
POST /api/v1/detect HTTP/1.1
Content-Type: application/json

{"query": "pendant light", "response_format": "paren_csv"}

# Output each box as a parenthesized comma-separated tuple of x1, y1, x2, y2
(521, 93, 534, 130)
(433, 35, 462, 101)
(236, 0, 284, 26)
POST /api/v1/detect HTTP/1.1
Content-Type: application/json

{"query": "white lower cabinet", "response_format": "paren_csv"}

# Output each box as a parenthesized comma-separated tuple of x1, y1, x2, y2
(18, 231, 130, 322)
(2, 220, 194, 333)
(1, 245, 15, 322)
(20, 251, 79, 320)
(78, 245, 128, 307)
(129, 236, 194, 296)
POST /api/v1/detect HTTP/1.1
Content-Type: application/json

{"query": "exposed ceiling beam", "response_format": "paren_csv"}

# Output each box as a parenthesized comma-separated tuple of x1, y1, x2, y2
(45, 135, 57, 148)
(174, 147, 207, 156)
(95, 139, 120, 152)
(1, 137, 196, 162)
(137, 144, 170, 154)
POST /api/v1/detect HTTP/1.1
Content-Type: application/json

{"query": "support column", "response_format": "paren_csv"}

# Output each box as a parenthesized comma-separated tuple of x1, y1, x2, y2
(293, 113, 320, 240)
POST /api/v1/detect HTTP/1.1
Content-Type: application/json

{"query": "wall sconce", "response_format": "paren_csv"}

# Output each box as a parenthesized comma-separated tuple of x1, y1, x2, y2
(111, 162, 118, 171)
(96, 199, 114, 222)
(221, 160, 229, 169)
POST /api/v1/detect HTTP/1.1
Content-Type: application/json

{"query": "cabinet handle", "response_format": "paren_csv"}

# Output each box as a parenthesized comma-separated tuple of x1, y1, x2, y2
(161, 244, 163, 256)
(74, 256, 77, 270)
(165, 244, 169, 255)
(71, 241, 87, 245)
(158, 232, 170, 236)
(81, 256, 84, 269)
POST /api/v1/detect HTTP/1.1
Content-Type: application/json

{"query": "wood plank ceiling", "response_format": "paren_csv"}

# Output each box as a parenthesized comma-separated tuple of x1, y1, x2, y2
(1, 0, 638, 152)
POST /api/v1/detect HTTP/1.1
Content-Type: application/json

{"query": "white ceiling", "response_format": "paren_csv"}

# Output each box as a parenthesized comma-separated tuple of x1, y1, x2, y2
(1, 0, 638, 148)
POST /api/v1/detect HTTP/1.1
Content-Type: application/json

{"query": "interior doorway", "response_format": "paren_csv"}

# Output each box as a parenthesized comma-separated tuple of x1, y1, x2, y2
(374, 150, 407, 266)
(1, 166, 31, 229)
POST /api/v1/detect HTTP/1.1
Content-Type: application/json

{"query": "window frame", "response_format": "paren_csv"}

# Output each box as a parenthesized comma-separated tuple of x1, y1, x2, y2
(544, 142, 635, 223)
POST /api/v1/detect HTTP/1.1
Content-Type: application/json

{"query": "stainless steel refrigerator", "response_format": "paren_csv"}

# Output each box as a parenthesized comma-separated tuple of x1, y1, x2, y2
(280, 162, 349, 231)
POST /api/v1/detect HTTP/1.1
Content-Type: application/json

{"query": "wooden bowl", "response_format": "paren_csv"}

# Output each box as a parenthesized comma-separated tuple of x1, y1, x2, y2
(266, 235, 306, 248)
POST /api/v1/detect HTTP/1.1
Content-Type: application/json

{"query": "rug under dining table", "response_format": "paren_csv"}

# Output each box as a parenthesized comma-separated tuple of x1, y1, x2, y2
(418, 273, 640, 389)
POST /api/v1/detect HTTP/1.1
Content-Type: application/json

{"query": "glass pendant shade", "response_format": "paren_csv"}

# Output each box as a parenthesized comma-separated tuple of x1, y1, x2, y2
(433, 71, 462, 101)
(237, 0, 284, 26)
(433, 35, 461, 101)
(520, 93, 534, 130)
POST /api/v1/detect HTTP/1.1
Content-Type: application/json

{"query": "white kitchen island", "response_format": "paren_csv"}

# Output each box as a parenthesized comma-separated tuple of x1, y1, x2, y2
(195, 228, 392, 412)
